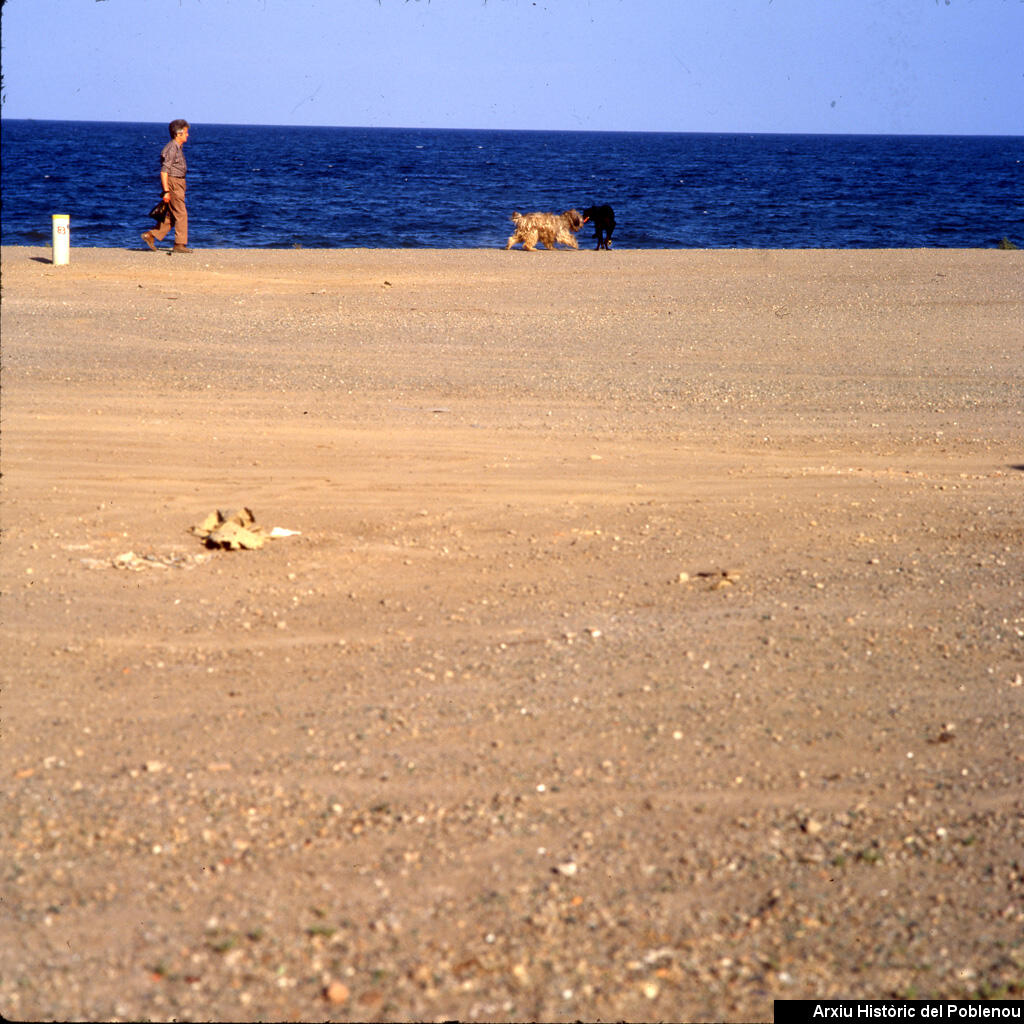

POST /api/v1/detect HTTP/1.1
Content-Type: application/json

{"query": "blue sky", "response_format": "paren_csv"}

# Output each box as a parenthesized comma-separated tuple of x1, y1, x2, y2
(2, 0, 1022, 134)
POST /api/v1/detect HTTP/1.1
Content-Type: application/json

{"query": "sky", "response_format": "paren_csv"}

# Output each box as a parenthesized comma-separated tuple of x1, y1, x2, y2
(2, 0, 1022, 135)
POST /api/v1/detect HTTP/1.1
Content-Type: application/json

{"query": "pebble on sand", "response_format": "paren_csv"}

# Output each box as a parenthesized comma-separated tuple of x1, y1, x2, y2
(323, 980, 350, 1005)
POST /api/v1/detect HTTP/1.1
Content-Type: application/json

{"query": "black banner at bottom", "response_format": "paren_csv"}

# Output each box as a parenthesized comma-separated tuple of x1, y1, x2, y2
(775, 1001, 1022, 1024)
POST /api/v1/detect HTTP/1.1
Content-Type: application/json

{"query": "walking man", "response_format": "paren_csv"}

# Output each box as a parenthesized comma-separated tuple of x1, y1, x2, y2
(142, 119, 192, 253)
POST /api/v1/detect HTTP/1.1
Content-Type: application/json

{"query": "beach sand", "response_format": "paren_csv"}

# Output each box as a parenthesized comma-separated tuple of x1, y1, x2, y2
(2, 245, 1022, 1021)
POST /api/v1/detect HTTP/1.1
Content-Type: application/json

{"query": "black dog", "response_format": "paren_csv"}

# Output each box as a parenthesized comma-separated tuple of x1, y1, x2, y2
(581, 204, 616, 250)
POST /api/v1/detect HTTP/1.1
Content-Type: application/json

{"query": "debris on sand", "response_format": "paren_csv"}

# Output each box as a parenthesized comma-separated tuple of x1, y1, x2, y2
(190, 508, 301, 551)
(83, 550, 212, 571)
(675, 568, 742, 589)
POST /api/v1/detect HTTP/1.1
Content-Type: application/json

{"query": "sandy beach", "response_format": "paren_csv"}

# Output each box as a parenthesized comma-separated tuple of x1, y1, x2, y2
(2, 245, 1022, 1022)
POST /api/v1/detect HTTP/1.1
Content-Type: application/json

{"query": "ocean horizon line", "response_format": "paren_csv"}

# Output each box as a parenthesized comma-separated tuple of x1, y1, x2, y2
(4, 116, 1021, 141)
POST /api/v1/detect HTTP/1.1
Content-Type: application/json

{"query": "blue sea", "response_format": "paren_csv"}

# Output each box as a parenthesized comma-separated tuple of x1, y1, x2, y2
(2, 119, 1022, 249)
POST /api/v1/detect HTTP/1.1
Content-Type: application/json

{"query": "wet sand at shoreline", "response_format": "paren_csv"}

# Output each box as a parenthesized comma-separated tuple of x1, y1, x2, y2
(2, 246, 1022, 1021)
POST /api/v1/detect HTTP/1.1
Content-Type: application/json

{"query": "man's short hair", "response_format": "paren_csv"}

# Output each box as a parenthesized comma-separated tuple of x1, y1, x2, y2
(168, 119, 190, 138)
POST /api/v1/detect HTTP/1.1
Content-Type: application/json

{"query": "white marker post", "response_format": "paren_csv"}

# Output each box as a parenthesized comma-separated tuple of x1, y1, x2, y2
(52, 214, 70, 265)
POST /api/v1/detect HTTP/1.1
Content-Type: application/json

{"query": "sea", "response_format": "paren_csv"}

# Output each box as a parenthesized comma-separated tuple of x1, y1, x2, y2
(2, 119, 1022, 250)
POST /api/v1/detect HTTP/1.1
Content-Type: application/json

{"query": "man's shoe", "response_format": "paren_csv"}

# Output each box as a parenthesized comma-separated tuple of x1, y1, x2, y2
(141, 232, 157, 251)
(171, 245, 194, 254)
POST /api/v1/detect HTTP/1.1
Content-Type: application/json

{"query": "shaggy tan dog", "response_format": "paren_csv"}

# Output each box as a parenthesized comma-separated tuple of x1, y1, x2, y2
(505, 209, 585, 251)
